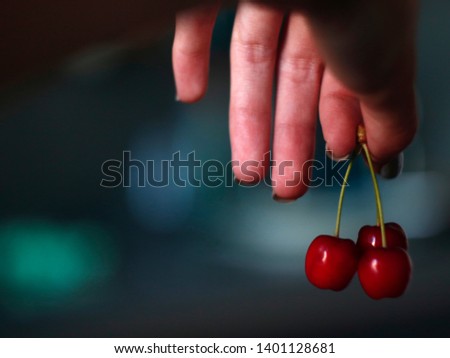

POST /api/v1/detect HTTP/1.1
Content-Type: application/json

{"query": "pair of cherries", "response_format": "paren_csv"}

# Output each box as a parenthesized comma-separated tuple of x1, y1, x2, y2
(305, 126, 412, 300)
(305, 223, 412, 299)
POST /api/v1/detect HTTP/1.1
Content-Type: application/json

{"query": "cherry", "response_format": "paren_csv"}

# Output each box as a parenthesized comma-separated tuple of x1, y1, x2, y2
(305, 235, 359, 291)
(358, 247, 412, 300)
(357, 222, 408, 251)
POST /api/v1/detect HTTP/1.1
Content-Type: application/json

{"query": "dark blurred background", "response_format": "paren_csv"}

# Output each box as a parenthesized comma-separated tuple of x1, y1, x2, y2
(0, 1, 449, 337)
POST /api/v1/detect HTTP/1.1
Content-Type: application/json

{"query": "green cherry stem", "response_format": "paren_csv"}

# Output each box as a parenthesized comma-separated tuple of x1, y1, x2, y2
(334, 156, 354, 238)
(361, 142, 387, 248)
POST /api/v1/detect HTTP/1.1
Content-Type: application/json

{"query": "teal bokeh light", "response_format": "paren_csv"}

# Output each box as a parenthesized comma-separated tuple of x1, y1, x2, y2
(0, 219, 118, 310)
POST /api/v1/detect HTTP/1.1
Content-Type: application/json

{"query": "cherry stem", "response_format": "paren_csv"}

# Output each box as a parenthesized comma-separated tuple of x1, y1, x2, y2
(361, 142, 387, 248)
(334, 156, 354, 238)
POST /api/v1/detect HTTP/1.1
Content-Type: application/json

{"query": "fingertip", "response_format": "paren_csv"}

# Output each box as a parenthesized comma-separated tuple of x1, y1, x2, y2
(174, 74, 208, 103)
(232, 164, 266, 186)
(172, 4, 219, 104)
(272, 194, 296, 204)
(362, 93, 418, 165)
(319, 70, 362, 161)
(172, 45, 210, 103)
(324, 141, 355, 162)
(271, 162, 310, 201)
(272, 186, 307, 202)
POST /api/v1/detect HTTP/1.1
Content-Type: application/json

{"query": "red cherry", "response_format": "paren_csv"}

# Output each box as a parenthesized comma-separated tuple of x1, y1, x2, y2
(357, 222, 408, 251)
(358, 247, 412, 300)
(305, 235, 359, 291)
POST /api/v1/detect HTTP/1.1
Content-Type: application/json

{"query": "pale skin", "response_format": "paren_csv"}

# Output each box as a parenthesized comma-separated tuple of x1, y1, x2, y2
(173, 0, 418, 200)
(2, 1, 418, 201)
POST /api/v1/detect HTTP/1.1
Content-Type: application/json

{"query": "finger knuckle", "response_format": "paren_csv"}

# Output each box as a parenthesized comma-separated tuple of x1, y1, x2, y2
(278, 54, 323, 84)
(232, 37, 277, 65)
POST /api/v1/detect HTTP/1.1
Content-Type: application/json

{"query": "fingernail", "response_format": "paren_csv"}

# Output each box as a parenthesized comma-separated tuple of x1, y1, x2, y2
(325, 144, 350, 162)
(175, 94, 180, 101)
(380, 152, 404, 179)
(272, 194, 295, 204)
(235, 178, 259, 187)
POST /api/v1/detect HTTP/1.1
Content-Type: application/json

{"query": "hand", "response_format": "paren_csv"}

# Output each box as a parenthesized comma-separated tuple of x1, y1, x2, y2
(172, 0, 418, 200)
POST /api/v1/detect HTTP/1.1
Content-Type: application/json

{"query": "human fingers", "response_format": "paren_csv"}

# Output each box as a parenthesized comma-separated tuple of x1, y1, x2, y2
(319, 68, 362, 161)
(229, 2, 284, 183)
(319, 69, 417, 172)
(271, 12, 324, 200)
(304, 0, 418, 165)
(360, 83, 418, 166)
(172, 3, 220, 103)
